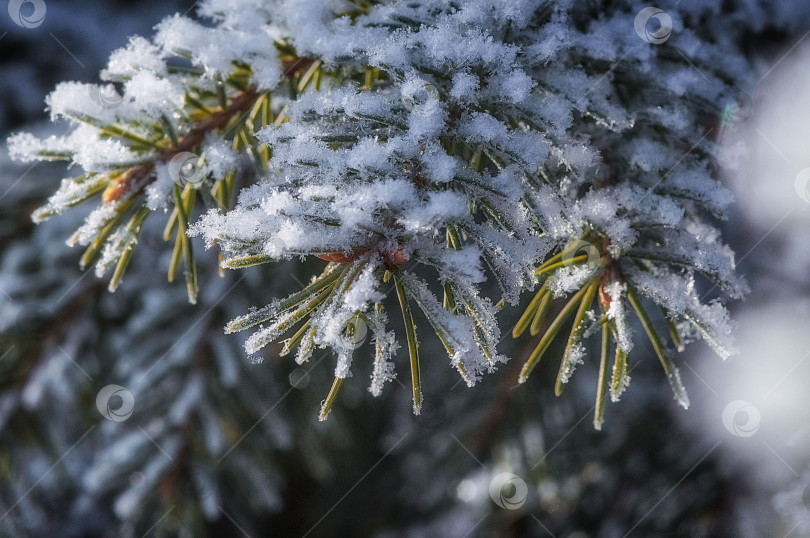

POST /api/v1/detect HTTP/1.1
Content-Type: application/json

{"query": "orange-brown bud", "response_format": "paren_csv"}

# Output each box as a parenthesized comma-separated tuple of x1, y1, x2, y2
(102, 163, 155, 203)
(316, 249, 369, 263)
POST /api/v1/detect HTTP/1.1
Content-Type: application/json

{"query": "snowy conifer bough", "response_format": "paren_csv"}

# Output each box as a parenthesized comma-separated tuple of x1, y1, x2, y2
(8, 0, 747, 426)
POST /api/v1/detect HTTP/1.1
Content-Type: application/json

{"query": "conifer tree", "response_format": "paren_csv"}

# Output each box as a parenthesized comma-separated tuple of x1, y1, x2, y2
(5, 0, 801, 535)
(8, 0, 747, 425)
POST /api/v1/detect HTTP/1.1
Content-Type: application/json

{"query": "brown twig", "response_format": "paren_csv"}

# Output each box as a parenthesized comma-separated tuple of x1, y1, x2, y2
(102, 86, 262, 203)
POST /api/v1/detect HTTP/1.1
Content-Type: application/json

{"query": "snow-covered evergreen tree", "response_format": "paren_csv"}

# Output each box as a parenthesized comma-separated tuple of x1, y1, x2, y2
(8, 0, 747, 426)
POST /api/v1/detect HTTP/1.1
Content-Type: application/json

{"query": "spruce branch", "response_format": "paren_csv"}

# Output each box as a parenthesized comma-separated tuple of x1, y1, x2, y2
(10, 0, 746, 425)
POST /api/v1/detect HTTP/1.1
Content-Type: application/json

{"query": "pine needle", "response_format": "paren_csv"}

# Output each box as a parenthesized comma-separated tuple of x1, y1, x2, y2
(529, 290, 552, 336)
(79, 198, 137, 269)
(512, 285, 546, 338)
(518, 284, 589, 384)
(593, 323, 611, 430)
(280, 319, 311, 357)
(172, 184, 198, 304)
(109, 207, 150, 292)
(609, 337, 630, 402)
(662, 307, 684, 351)
(555, 278, 598, 396)
(225, 264, 344, 333)
(626, 286, 689, 409)
(535, 254, 589, 277)
(297, 60, 323, 93)
(393, 270, 422, 415)
(318, 377, 344, 421)
(224, 254, 273, 268)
